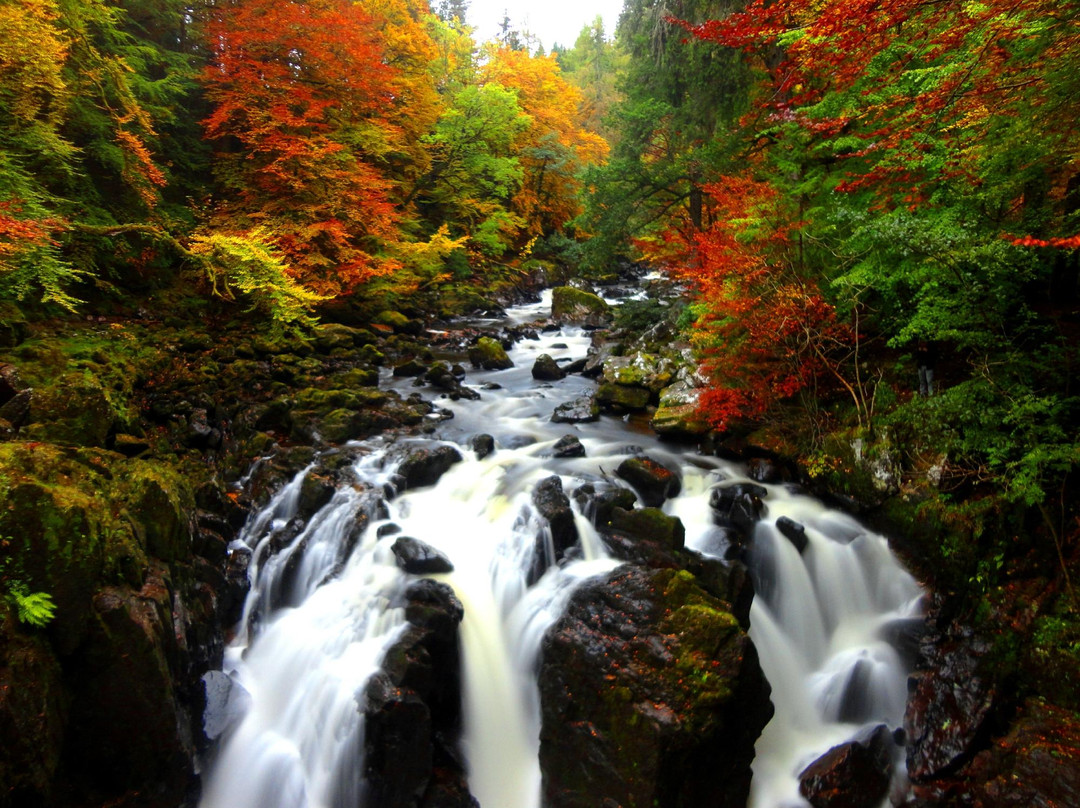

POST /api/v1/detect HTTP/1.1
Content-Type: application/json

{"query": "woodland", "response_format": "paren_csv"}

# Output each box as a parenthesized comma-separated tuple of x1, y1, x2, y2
(1, 0, 1080, 805)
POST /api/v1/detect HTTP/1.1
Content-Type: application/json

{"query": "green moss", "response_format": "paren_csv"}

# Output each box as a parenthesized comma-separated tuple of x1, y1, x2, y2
(596, 382, 651, 411)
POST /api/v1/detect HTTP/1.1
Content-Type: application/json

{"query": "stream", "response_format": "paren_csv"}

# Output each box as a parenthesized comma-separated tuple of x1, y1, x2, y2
(198, 290, 924, 808)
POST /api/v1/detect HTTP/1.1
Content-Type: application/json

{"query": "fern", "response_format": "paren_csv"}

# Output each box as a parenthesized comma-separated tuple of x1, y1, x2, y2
(9, 584, 56, 628)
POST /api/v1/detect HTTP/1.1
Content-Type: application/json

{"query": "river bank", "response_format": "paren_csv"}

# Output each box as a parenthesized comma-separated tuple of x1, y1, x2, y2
(1, 273, 1078, 807)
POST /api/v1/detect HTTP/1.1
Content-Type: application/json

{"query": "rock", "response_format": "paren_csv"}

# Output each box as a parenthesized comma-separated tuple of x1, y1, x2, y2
(651, 382, 710, 437)
(187, 407, 222, 449)
(601, 353, 676, 393)
(798, 725, 894, 808)
(394, 358, 429, 377)
(0, 388, 33, 429)
(424, 363, 480, 401)
(747, 456, 791, 484)
(24, 373, 115, 447)
(595, 381, 651, 412)
(298, 469, 336, 519)
(395, 444, 463, 490)
(364, 579, 471, 808)
(472, 433, 495, 459)
(710, 483, 767, 540)
(532, 354, 565, 381)
(312, 322, 366, 353)
(550, 286, 612, 327)
(551, 396, 599, 424)
(202, 671, 252, 741)
(615, 455, 681, 507)
(607, 506, 685, 551)
(467, 337, 513, 370)
(373, 310, 411, 332)
(963, 699, 1080, 808)
(531, 476, 579, 574)
(0, 362, 25, 404)
(538, 566, 772, 808)
(552, 434, 586, 458)
(776, 516, 808, 553)
(391, 537, 454, 574)
(905, 623, 1003, 783)
(562, 357, 588, 374)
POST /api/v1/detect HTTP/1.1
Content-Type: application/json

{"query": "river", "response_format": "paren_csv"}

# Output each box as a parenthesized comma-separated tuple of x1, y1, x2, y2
(198, 290, 923, 808)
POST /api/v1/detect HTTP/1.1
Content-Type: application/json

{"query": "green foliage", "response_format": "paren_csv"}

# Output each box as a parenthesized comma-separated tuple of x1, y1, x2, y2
(190, 229, 327, 332)
(0, 537, 55, 628)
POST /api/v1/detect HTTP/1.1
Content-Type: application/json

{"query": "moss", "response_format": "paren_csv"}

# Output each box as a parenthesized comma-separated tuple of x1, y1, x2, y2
(467, 337, 513, 370)
(551, 286, 610, 322)
(596, 382, 651, 411)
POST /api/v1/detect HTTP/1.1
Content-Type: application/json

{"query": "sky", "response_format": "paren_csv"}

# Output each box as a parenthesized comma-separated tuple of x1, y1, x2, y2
(465, 0, 626, 51)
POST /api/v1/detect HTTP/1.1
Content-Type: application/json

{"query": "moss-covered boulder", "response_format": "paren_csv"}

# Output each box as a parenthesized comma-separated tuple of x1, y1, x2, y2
(538, 566, 772, 808)
(651, 382, 710, 437)
(467, 337, 513, 370)
(595, 382, 651, 412)
(22, 373, 116, 447)
(551, 286, 612, 327)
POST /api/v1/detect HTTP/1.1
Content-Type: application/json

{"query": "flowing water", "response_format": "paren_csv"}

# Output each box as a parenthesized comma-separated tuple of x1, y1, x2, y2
(199, 290, 924, 808)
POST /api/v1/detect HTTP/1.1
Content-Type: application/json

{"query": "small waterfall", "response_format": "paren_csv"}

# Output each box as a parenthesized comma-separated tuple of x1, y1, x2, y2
(200, 294, 922, 808)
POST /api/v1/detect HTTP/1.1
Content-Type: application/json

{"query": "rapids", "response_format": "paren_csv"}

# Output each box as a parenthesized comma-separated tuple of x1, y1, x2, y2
(199, 290, 923, 808)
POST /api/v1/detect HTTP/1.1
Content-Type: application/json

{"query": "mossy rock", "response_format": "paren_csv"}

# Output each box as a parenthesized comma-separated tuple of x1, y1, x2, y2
(609, 506, 686, 551)
(652, 384, 710, 437)
(595, 382, 651, 412)
(23, 373, 116, 447)
(550, 286, 611, 327)
(0, 302, 29, 348)
(468, 337, 513, 370)
(373, 310, 410, 331)
(115, 461, 193, 563)
(601, 353, 675, 393)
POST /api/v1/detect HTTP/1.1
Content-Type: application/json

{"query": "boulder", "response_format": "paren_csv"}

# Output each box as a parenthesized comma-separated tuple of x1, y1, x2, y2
(467, 337, 513, 370)
(391, 537, 454, 574)
(608, 506, 685, 552)
(472, 433, 495, 459)
(776, 516, 808, 554)
(615, 456, 681, 507)
(572, 484, 638, 527)
(393, 358, 429, 377)
(532, 354, 565, 381)
(531, 476, 579, 575)
(550, 286, 611, 327)
(0, 389, 33, 430)
(601, 353, 676, 394)
(552, 435, 586, 458)
(551, 396, 599, 424)
(595, 382, 651, 412)
(395, 445, 463, 490)
(710, 483, 767, 541)
(539, 566, 772, 808)
(425, 362, 480, 401)
(24, 373, 115, 447)
(798, 725, 894, 808)
(651, 382, 710, 437)
(747, 456, 791, 484)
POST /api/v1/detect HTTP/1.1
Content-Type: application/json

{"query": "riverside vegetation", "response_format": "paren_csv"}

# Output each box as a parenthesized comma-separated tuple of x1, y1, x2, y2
(2, 0, 1079, 806)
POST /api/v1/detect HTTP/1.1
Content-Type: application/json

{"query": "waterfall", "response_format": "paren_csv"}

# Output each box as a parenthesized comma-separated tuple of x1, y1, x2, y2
(199, 291, 922, 808)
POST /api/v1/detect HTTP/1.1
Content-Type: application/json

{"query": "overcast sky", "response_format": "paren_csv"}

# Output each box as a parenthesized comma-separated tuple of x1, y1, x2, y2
(466, 0, 626, 51)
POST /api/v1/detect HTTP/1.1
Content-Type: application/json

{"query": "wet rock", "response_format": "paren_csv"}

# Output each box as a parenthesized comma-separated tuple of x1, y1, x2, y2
(312, 323, 367, 353)
(467, 337, 513, 370)
(562, 357, 588, 374)
(798, 725, 894, 808)
(392, 537, 454, 574)
(425, 362, 480, 401)
(608, 506, 685, 551)
(776, 516, 808, 554)
(595, 381, 651, 412)
(552, 434, 586, 458)
(550, 286, 612, 327)
(879, 618, 927, 667)
(539, 566, 772, 808)
(710, 483, 767, 539)
(551, 395, 599, 424)
(615, 455, 681, 507)
(532, 476, 579, 567)
(472, 433, 495, 459)
(187, 407, 222, 449)
(905, 624, 1004, 782)
(393, 358, 429, 377)
(297, 469, 336, 519)
(365, 579, 471, 808)
(202, 671, 252, 741)
(601, 353, 676, 394)
(395, 444, 463, 490)
(747, 456, 791, 484)
(532, 353, 565, 381)
(572, 483, 637, 527)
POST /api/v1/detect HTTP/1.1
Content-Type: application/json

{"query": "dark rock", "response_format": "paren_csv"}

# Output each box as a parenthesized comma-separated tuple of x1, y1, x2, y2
(297, 470, 336, 519)
(532, 354, 566, 381)
(962, 699, 1080, 808)
(551, 396, 599, 424)
(377, 523, 402, 538)
(799, 725, 894, 808)
(0, 362, 25, 404)
(776, 516, 808, 553)
(467, 337, 513, 370)
(363, 672, 433, 807)
(538, 566, 772, 808)
(531, 476, 579, 575)
(608, 506, 685, 551)
(615, 456, 681, 507)
(746, 456, 790, 484)
(710, 483, 767, 539)
(202, 671, 252, 741)
(552, 434, 586, 458)
(0, 388, 32, 429)
(472, 433, 495, 459)
(879, 618, 927, 667)
(394, 358, 429, 377)
(391, 537, 454, 574)
(905, 625, 1004, 782)
(396, 445, 463, 490)
(112, 433, 151, 457)
(562, 358, 588, 374)
(424, 362, 481, 401)
(187, 408, 222, 449)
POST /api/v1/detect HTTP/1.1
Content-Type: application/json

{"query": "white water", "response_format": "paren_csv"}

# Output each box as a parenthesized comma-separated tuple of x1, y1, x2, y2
(200, 289, 923, 808)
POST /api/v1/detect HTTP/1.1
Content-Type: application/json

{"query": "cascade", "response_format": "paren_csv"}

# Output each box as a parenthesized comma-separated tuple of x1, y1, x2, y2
(200, 290, 922, 808)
